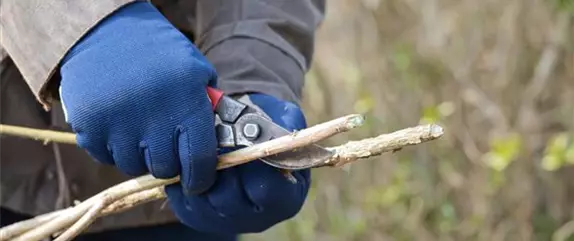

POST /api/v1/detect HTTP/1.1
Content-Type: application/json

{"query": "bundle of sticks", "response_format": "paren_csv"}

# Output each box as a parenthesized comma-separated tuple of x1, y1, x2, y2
(0, 114, 444, 241)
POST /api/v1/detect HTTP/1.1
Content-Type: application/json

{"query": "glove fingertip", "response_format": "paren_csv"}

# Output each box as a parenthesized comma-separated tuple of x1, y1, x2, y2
(280, 102, 307, 131)
(163, 184, 194, 219)
(164, 183, 184, 200)
(140, 140, 180, 179)
(177, 124, 218, 195)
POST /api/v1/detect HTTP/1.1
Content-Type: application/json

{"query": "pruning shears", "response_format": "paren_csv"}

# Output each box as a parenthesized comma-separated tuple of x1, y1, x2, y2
(206, 87, 334, 170)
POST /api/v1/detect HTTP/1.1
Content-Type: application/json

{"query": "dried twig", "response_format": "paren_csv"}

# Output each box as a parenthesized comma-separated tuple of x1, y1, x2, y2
(53, 197, 107, 241)
(325, 123, 444, 167)
(0, 114, 364, 240)
(0, 114, 364, 170)
(0, 124, 77, 145)
(0, 114, 444, 241)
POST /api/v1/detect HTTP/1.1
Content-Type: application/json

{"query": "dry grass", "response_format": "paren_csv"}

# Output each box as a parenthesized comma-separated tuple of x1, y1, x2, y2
(244, 0, 574, 240)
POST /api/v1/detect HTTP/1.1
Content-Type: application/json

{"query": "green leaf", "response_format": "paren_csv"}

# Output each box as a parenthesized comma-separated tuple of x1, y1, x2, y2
(541, 132, 572, 171)
(354, 95, 375, 113)
(420, 102, 455, 124)
(483, 133, 522, 171)
(421, 105, 441, 124)
(542, 155, 563, 171)
(546, 132, 569, 155)
(484, 153, 510, 172)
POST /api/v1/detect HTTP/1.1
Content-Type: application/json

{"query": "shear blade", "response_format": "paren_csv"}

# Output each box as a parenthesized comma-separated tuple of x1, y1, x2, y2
(254, 120, 335, 170)
(222, 94, 334, 170)
(261, 143, 335, 170)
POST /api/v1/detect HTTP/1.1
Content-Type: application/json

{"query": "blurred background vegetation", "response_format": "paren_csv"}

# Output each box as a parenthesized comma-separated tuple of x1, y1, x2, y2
(244, 0, 573, 240)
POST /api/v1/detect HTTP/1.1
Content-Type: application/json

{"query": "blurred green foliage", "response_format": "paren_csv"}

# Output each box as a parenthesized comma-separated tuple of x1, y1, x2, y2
(556, 0, 574, 13)
(243, 0, 574, 240)
(542, 133, 574, 171)
(484, 133, 522, 172)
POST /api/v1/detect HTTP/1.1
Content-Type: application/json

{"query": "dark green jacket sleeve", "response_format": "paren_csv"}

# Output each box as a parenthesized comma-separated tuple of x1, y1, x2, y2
(0, 0, 138, 108)
(192, 0, 326, 103)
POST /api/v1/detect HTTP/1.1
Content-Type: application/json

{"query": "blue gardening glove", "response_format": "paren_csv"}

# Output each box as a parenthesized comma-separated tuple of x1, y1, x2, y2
(165, 93, 312, 234)
(59, 2, 219, 193)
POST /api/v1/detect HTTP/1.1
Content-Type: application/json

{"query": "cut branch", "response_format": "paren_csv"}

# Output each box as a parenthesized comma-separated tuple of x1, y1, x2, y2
(325, 123, 444, 167)
(0, 124, 77, 145)
(0, 114, 444, 241)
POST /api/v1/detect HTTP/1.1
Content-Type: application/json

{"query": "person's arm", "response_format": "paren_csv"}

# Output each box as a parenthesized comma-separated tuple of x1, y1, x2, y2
(194, 0, 326, 103)
(161, 1, 328, 235)
(0, 0, 138, 108)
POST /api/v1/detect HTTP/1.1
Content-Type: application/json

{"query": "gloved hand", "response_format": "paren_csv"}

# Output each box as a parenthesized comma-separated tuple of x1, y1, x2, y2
(165, 93, 311, 234)
(59, 2, 219, 193)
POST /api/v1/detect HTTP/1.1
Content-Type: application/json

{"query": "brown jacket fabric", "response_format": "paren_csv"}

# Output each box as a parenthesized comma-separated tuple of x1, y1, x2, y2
(0, 0, 324, 233)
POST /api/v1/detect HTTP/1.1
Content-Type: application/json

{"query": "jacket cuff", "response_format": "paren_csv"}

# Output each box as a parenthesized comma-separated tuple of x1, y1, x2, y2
(1, 0, 139, 109)
(203, 37, 305, 104)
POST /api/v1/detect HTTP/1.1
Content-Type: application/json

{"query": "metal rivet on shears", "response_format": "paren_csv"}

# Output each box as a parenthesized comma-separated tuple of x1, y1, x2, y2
(243, 123, 260, 139)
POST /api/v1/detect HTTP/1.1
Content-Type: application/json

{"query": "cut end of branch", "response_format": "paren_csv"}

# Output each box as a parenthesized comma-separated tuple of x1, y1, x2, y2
(345, 114, 365, 129)
(324, 123, 445, 168)
(429, 124, 444, 138)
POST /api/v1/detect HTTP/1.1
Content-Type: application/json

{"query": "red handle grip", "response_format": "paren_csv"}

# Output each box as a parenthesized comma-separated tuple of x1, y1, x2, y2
(206, 86, 224, 110)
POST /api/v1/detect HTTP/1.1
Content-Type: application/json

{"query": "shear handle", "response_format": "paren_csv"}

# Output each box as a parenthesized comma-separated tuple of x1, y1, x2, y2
(206, 86, 224, 110)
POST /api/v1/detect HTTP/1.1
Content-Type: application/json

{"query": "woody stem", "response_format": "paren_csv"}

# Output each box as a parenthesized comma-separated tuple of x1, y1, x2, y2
(0, 115, 444, 241)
